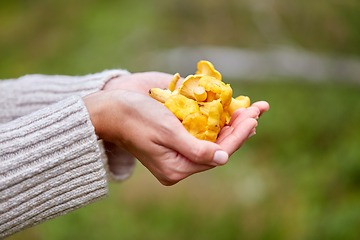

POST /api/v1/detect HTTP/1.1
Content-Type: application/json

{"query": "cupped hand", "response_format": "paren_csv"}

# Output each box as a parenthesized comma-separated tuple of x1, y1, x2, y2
(83, 90, 265, 185)
(103, 71, 180, 95)
(217, 101, 269, 155)
(102, 71, 180, 172)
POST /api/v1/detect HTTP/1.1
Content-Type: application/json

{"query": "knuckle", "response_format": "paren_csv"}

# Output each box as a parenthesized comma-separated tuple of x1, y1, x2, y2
(159, 166, 184, 186)
(159, 180, 176, 186)
(162, 172, 182, 186)
(246, 118, 258, 127)
(156, 124, 174, 141)
(191, 145, 209, 164)
(246, 109, 260, 118)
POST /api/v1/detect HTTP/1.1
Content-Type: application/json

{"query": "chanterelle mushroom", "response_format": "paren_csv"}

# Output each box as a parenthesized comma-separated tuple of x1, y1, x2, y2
(182, 112, 208, 140)
(164, 94, 200, 121)
(149, 88, 172, 103)
(195, 60, 222, 81)
(168, 73, 180, 92)
(177, 75, 202, 100)
(149, 60, 251, 142)
(204, 100, 223, 142)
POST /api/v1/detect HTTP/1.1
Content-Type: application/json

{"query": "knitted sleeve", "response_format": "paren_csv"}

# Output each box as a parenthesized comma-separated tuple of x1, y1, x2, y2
(0, 69, 130, 123)
(0, 69, 136, 182)
(0, 96, 108, 239)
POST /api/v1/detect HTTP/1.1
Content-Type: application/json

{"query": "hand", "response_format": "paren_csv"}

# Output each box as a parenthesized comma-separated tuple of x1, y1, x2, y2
(83, 90, 266, 186)
(103, 71, 180, 95)
(103, 71, 269, 146)
(102, 71, 182, 174)
(216, 101, 269, 154)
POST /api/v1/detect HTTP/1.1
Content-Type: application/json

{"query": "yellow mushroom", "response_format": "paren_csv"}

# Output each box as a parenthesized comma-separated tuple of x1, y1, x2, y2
(204, 100, 223, 142)
(195, 60, 222, 81)
(199, 76, 224, 95)
(148, 60, 251, 142)
(228, 96, 251, 115)
(222, 95, 251, 124)
(193, 86, 207, 102)
(205, 91, 217, 102)
(168, 73, 180, 92)
(220, 112, 227, 128)
(182, 112, 208, 139)
(235, 95, 251, 102)
(223, 111, 232, 125)
(198, 101, 212, 116)
(164, 94, 200, 121)
(198, 76, 232, 108)
(220, 84, 233, 108)
(177, 75, 202, 100)
(149, 88, 172, 103)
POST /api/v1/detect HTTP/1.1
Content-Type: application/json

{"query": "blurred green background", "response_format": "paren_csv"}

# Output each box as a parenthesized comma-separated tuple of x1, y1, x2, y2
(2, 0, 360, 239)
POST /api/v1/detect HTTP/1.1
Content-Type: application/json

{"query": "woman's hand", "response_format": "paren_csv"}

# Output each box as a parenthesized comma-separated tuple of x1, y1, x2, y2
(102, 71, 182, 176)
(217, 101, 269, 154)
(103, 72, 180, 95)
(83, 89, 266, 186)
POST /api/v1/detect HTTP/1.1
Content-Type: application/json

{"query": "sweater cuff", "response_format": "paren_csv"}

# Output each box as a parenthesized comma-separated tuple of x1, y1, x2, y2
(0, 69, 130, 123)
(0, 95, 108, 239)
(98, 140, 137, 182)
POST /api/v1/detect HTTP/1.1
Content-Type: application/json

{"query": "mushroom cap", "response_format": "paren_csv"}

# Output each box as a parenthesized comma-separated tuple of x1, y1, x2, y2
(178, 75, 202, 100)
(198, 76, 224, 94)
(195, 60, 222, 81)
(168, 73, 181, 92)
(198, 101, 212, 116)
(182, 112, 208, 139)
(148, 60, 251, 142)
(149, 88, 172, 103)
(220, 84, 233, 108)
(228, 96, 251, 115)
(164, 94, 200, 121)
(193, 86, 207, 102)
(204, 100, 223, 142)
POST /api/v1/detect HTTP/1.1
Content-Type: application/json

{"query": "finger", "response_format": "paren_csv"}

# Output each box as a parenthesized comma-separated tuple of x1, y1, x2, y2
(247, 127, 257, 138)
(165, 126, 229, 167)
(219, 105, 263, 144)
(216, 125, 233, 144)
(217, 123, 257, 145)
(148, 72, 174, 89)
(228, 106, 260, 127)
(172, 107, 260, 163)
(157, 153, 215, 186)
(227, 108, 247, 125)
(145, 72, 184, 90)
(219, 118, 258, 156)
(250, 101, 269, 116)
(216, 109, 259, 144)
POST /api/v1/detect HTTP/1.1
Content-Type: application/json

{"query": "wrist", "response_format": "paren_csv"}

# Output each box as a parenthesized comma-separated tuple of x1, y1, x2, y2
(102, 76, 120, 91)
(83, 91, 107, 139)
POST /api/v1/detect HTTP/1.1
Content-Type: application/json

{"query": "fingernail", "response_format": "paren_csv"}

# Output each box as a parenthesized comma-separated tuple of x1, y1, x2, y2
(248, 131, 256, 138)
(213, 150, 229, 165)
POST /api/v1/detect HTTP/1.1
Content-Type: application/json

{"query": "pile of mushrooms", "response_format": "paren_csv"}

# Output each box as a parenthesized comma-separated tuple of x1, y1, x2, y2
(149, 60, 250, 142)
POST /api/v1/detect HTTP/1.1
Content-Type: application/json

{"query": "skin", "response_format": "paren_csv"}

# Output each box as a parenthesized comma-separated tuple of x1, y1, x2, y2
(83, 72, 269, 186)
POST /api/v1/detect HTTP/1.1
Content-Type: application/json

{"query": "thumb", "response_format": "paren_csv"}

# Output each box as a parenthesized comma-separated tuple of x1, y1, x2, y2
(167, 128, 229, 166)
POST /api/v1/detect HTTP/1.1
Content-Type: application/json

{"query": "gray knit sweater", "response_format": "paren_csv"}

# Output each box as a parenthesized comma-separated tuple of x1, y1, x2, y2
(0, 70, 136, 239)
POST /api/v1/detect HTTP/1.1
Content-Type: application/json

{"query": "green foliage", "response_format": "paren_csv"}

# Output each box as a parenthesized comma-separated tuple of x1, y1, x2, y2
(2, 0, 360, 239)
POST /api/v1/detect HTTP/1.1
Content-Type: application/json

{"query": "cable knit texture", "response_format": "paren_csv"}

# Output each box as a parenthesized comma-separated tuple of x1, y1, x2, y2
(0, 70, 136, 238)
(0, 69, 130, 123)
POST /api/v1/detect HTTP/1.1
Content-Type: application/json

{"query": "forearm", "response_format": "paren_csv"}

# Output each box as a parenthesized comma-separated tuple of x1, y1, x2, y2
(0, 69, 130, 124)
(0, 96, 108, 239)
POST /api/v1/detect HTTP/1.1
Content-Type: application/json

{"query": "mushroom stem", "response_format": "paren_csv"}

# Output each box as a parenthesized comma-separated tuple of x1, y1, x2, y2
(193, 86, 207, 102)
(168, 73, 181, 92)
(149, 88, 172, 103)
